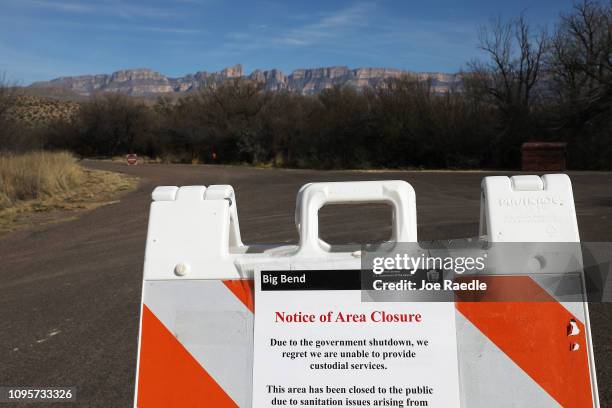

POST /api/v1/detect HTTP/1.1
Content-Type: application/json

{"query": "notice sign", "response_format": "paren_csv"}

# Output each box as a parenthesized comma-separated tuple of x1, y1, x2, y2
(253, 270, 461, 408)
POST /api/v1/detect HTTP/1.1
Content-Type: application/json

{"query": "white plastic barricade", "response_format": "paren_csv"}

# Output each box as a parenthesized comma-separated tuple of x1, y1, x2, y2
(133, 176, 599, 407)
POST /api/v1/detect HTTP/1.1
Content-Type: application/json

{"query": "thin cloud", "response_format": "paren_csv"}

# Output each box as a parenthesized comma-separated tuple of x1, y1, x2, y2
(203, 1, 476, 73)
(70, 21, 203, 34)
(0, 39, 99, 83)
(25, 0, 94, 13)
(218, 1, 376, 52)
(0, 13, 204, 35)
(16, 0, 185, 19)
(218, 1, 470, 56)
(277, 2, 375, 46)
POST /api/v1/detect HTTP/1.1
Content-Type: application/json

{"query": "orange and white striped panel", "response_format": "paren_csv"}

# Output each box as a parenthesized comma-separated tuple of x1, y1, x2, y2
(455, 275, 596, 407)
(135, 279, 254, 408)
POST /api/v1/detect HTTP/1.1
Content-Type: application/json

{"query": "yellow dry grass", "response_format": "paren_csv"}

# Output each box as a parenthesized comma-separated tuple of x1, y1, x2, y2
(0, 151, 137, 236)
(0, 151, 85, 208)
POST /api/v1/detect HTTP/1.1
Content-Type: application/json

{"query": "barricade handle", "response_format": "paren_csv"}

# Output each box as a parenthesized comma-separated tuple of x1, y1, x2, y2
(295, 180, 417, 255)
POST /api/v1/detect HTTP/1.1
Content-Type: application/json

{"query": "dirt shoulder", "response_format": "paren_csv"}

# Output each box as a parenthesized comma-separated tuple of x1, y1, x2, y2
(0, 164, 138, 237)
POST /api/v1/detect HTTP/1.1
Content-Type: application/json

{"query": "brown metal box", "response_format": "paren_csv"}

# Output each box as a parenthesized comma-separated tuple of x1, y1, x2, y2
(521, 142, 567, 171)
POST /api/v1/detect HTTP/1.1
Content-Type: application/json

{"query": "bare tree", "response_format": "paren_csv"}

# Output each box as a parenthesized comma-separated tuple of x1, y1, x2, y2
(464, 16, 549, 167)
(548, 0, 612, 128)
(73, 92, 152, 156)
(199, 78, 271, 163)
(469, 15, 548, 120)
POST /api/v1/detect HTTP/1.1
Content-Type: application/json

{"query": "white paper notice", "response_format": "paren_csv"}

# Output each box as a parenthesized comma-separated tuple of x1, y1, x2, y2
(253, 269, 461, 408)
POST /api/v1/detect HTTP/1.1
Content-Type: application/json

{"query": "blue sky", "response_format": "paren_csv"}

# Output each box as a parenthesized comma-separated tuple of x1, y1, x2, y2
(1, 0, 577, 84)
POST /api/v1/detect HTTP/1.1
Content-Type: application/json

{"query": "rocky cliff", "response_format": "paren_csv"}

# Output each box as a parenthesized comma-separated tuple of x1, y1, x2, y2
(30, 64, 458, 96)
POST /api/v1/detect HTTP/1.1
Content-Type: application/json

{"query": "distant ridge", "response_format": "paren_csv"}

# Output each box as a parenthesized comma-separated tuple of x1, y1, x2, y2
(29, 64, 459, 97)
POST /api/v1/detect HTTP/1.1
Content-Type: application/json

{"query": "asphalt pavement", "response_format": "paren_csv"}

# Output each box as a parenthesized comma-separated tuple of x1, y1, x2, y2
(1, 161, 610, 406)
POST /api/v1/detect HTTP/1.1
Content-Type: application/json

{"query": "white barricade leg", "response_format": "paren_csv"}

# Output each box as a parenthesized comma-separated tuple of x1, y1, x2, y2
(457, 174, 599, 408)
(135, 185, 252, 407)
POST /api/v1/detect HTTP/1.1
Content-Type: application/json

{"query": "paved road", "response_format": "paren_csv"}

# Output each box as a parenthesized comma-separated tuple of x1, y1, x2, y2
(1, 161, 611, 407)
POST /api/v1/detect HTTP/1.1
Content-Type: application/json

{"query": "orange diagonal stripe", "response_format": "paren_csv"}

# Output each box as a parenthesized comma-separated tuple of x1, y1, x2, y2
(456, 276, 594, 407)
(223, 279, 254, 313)
(137, 305, 238, 408)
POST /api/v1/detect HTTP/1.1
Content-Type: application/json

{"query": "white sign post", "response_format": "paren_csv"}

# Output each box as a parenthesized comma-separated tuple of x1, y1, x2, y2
(252, 269, 461, 408)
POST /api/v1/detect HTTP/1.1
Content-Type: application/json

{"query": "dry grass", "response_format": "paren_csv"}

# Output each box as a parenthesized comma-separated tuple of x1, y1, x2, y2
(0, 151, 85, 208)
(0, 151, 137, 236)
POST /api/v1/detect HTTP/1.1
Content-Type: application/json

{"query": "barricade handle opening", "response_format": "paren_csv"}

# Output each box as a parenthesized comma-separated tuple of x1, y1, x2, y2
(295, 180, 417, 255)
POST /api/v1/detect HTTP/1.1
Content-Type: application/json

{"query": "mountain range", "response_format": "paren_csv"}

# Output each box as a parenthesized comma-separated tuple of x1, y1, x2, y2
(29, 64, 459, 97)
